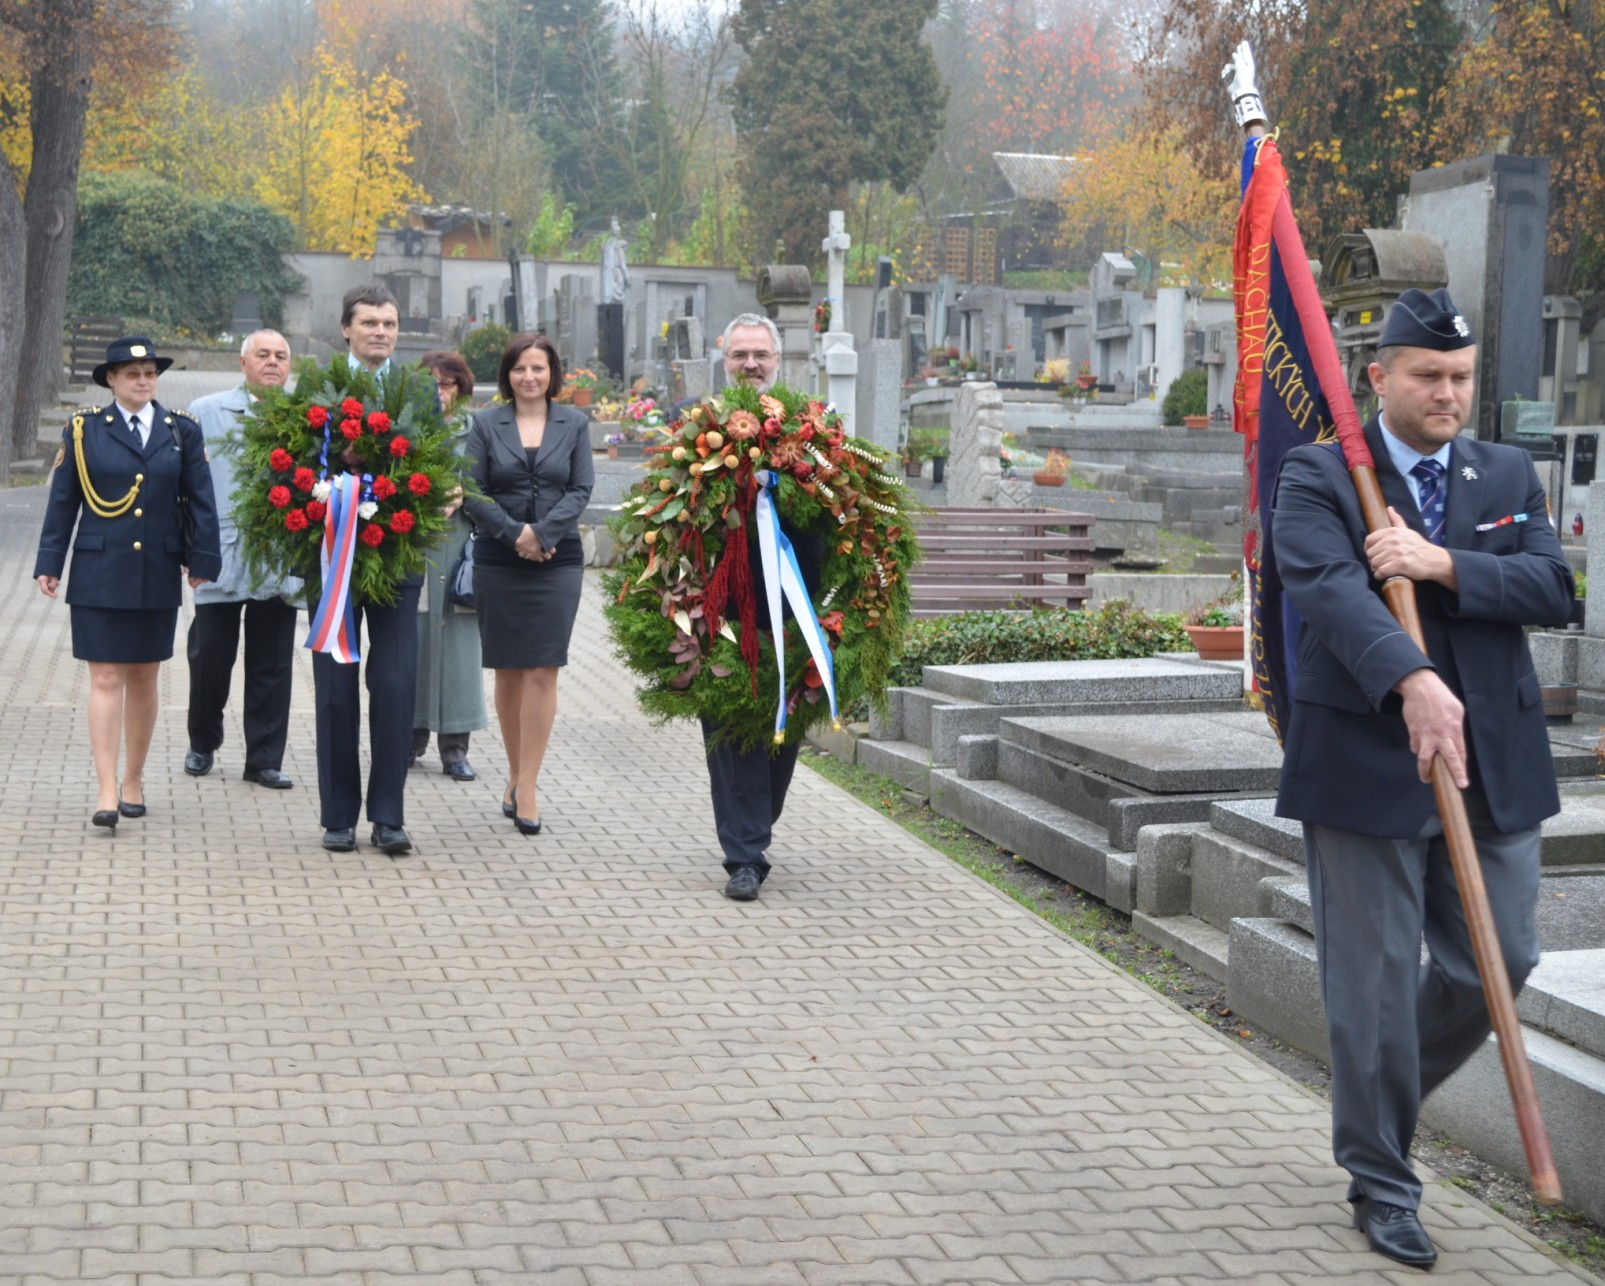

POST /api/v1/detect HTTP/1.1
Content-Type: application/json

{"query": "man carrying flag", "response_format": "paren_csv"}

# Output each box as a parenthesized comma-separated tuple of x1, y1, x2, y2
(1225, 44, 1574, 1268)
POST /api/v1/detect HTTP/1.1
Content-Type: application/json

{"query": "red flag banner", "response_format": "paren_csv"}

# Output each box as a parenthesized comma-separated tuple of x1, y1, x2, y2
(1232, 133, 1369, 742)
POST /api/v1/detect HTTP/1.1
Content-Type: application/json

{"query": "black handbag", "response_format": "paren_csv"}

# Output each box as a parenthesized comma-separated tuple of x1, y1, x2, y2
(447, 532, 476, 610)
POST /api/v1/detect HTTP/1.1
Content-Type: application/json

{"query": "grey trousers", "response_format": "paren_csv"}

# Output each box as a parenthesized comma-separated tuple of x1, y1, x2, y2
(1304, 801, 1541, 1210)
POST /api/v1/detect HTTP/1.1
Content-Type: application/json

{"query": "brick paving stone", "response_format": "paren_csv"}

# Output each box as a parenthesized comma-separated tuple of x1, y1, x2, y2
(0, 483, 1600, 1286)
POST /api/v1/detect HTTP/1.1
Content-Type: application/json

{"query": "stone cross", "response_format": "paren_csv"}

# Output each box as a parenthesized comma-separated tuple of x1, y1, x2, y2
(817, 209, 858, 434)
(822, 211, 850, 333)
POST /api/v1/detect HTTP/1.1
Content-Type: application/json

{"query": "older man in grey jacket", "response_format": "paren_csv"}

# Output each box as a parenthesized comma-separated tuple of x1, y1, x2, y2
(183, 330, 302, 788)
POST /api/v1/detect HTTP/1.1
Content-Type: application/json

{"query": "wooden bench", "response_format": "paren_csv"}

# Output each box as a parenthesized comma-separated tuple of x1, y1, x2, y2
(68, 316, 124, 385)
(909, 507, 1094, 616)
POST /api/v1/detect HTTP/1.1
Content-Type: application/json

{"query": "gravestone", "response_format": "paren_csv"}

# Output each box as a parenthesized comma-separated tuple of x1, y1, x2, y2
(231, 291, 261, 334)
(947, 380, 1034, 508)
(756, 264, 813, 392)
(853, 338, 901, 454)
(817, 210, 858, 435)
(1401, 155, 1549, 441)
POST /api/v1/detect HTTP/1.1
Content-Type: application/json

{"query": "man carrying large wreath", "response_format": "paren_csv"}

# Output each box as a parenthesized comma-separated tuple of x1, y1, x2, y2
(234, 285, 464, 859)
(310, 285, 424, 856)
(604, 314, 918, 902)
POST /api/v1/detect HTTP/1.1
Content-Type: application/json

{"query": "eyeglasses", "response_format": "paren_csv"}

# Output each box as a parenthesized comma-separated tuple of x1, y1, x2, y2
(727, 350, 777, 363)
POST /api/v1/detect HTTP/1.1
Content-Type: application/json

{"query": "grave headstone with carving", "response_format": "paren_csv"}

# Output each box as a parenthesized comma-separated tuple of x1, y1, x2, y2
(948, 381, 1033, 509)
(816, 210, 858, 436)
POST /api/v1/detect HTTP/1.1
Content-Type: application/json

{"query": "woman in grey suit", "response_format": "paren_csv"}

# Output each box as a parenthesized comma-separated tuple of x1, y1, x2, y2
(462, 333, 594, 834)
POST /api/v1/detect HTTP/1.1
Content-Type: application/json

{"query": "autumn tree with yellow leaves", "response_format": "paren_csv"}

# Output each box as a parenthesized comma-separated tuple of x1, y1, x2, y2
(254, 44, 426, 254)
(1057, 126, 1238, 287)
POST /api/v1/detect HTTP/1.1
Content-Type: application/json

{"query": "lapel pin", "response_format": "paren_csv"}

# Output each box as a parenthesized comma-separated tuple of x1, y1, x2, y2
(1461, 466, 1478, 481)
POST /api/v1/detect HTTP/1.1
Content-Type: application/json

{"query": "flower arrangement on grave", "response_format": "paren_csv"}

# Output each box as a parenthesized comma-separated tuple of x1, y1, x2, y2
(623, 395, 669, 437)
(602, 384, 922, 749)
(232, 355, 466, 608)
(813, 299, 831, 333)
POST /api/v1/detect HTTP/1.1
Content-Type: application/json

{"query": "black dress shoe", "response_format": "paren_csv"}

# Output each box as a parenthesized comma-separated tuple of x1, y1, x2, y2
(92, 809, 119, 830)
(723, 866, 762, 901)
(514, 814, 542, 836)
(371, 823, 413, 856)
(322, 826, 356, 852)
(502, 786, 517, 820)
(445, 759, 477, 782)
(184, 749, 213, 776)
(1352, 1198, 1437, 1268)
(243, 767, 294, 790)
(118, 799, 146, 818)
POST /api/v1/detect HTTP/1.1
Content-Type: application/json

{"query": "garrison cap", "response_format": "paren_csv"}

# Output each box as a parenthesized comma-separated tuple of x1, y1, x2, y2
(1379, 288, 1473, 351)
(92, 336, 174, 388)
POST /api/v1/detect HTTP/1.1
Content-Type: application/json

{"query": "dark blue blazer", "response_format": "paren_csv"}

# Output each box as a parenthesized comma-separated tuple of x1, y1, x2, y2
(1272, 418, 1573, 838)
(34, 401, 222, 608)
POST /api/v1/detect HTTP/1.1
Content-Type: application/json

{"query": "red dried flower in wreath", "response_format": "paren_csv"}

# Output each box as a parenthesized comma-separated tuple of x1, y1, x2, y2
(340, 398, 363, 417)
(389, 436, 410, 457)
(268, 485, 292, 509)
(284, 508, 309, 532)
(388, 510, 416, 535)
(359, 524, 385, 547)
(367, 410, 391, 434)
(306, 406, 329, 429)
(339, 418, 363, 441)
(269, 447, 295, 472)
(407, 472, 431, 496)
(371, 474, 398, 500)
(305, 500, 327, 523)
(293, 466, 316, 492)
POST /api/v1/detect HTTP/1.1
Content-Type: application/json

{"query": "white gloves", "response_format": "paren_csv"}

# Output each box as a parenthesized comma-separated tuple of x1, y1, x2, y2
(1222, 41, 1267, 128)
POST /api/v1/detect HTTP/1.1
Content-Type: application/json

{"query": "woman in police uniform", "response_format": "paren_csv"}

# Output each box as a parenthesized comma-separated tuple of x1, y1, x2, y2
(33, 337, 221, 830)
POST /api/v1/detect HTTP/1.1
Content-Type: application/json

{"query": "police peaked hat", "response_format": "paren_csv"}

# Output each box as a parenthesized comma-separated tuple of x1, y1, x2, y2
(1379, 288, 1474, 352)
(92, 336, 174, 388)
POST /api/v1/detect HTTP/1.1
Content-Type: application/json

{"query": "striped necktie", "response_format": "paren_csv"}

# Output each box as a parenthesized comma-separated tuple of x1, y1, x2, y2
(1410, 458, 1446, 545)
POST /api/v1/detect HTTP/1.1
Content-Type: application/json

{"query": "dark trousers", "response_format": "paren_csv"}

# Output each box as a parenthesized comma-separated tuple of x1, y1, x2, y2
(1304, 799, 1541, 1211)
(701, 717, 801, 875)
(312, 585, 420, 830)
(186, 597, 297, 772)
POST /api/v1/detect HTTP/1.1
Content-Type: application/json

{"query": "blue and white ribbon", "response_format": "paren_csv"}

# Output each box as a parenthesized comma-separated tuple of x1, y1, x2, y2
(754, 469, 838, 743)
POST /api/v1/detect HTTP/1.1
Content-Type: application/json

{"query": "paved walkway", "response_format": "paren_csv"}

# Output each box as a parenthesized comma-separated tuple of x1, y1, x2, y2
(0, 480, 1596, 1285)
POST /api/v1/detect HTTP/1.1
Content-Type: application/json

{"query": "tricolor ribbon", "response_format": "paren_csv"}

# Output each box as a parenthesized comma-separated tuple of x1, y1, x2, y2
(305, 472, 362, 663)
(754, 469, 838, 743)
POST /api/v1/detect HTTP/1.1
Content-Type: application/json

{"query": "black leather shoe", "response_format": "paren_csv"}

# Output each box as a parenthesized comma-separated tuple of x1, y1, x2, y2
(118, 799, 146, 818)
(322, 827, 356, 852)
(514, 814, 542, 836)
(184, 749, 213, 776)
(445, 759, 477, 782)
(502, 786, 517, 820)
(371, 823, 413, 856)
(243, 767, 293, 790)
(723, 867, 762, 901)
(92, 809, 119, 830)
(1352, 1199, 1437, 1268)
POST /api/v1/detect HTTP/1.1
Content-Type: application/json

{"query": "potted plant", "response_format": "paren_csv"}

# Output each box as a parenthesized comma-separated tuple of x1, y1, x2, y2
(1162, 367, 1210, 428)
(564, 367, 600, 408)
(1033, 448, 1071, 487)
(1183, 587, 1245, 660)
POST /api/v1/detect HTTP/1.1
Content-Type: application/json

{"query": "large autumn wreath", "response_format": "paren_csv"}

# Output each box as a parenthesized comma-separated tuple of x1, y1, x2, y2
(232, 355, 466, 606)
(602, 385, 921, 749)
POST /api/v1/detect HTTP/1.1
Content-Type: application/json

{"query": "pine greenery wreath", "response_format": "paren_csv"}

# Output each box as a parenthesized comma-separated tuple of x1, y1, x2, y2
(231, 355, 466, 606)
(602, 384, 921, 750)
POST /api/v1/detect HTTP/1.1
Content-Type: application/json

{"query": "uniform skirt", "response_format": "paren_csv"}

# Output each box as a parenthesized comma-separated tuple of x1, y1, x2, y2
(71, 606, 179, 663)
(475, 552, 584, 670)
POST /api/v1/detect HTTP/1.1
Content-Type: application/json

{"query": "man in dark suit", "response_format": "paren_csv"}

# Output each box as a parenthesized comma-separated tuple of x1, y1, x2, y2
(1271, 287, 1574, 1266)
(184, 330, 300, 790)
(314, 284, 422, 857)
(697, 313, 823, 903)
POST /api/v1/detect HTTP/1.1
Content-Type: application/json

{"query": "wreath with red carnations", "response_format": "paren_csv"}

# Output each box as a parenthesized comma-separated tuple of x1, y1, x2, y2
(602, 384, 921, 750)
(231, 355, 466, 606)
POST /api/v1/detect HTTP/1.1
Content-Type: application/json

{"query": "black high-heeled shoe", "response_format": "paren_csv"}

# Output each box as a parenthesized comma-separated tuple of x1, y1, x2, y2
(118, 787, 146, 819)
(502, 785, 517, 820)
(514, 814, 542, 836)
(92, 809, 119, 830)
